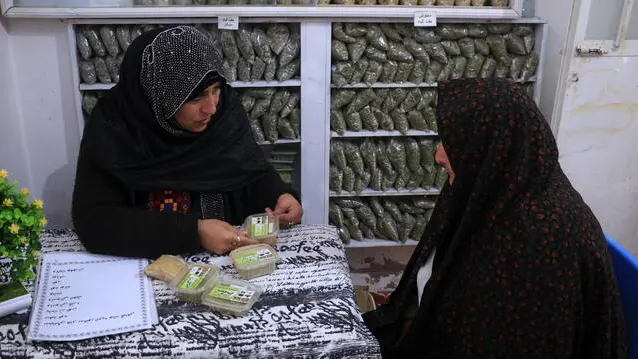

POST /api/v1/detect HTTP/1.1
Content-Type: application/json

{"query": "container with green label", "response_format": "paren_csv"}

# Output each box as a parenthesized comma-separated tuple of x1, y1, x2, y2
(171, 263, 220, 303)
(201, 278, 263, 317)
(230, 243, 279, 279)
(243, 212, 279, 246)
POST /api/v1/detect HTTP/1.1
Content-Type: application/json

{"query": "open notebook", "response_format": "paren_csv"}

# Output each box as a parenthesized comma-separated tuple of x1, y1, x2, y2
(27, 252, 158, 342)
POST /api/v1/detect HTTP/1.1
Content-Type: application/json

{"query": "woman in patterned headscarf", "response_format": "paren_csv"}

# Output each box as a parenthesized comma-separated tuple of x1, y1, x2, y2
(363, 79, 627, 358)
(72, 25, 302, 258)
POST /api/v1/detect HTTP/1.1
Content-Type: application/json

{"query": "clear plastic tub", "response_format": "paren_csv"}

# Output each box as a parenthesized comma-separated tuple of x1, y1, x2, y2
(144, 254, 188, 282)
(171, 263, 220, 303)
(243, 212, 279, 246)
(230, 244, 279, 279)
(201, 278, 263, 317)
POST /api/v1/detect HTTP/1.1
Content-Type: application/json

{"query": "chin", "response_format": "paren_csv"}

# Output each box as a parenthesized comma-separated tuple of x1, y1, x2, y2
(192, 125, 208, 133)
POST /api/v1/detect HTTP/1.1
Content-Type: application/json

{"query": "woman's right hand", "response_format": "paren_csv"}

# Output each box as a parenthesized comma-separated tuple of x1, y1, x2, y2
(198, 219, 257, 254)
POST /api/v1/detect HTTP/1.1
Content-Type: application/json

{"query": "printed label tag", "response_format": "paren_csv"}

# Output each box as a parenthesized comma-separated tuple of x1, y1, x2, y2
(251, 215, 271, 237)
(414, 11, 437, 27)
(177, 266, 210, 290)
(218, 16, 239, 30)
(208, 284, 254, 304)
(236, 248, 274, 266)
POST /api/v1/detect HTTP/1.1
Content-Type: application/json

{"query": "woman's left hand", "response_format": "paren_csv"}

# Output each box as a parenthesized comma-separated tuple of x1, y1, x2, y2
(266, 193, 303, 229)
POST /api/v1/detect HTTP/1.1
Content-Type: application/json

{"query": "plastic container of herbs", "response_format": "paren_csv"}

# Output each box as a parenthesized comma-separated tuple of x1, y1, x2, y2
(201, 278, 263, 317)
(144, 254, 188, 282)
(230, 244, 279, 279)
(171, 263, 220, 303)
(243, 212, 280, 246)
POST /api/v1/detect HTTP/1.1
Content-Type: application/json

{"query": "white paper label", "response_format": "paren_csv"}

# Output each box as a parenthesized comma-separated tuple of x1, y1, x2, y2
(414, 11, 437, 27)
(218, 16, 239, 30)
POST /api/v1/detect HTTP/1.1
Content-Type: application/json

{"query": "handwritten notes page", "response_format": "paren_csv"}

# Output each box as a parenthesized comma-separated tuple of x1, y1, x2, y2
(27, 252, 157, 342)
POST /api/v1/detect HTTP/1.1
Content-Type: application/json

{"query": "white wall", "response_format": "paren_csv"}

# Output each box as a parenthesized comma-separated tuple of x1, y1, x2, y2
(1, 19, 80, 228)
(544, 0, 638, 256)
(533, 0, 576, 123)
(0, 18, 32, 190)
(557, 56, 638, 256)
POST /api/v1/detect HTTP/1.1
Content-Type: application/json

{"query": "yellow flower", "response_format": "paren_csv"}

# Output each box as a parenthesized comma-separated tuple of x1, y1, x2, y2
(0, 169, 7, 180)
(19, 236, 28, 244)
(39, 218, 48, 227)
(20, 188, 29, 197)
(9, 223, 20, 234)
(33, 200, 44, 209)
(3, 198, 14, 207)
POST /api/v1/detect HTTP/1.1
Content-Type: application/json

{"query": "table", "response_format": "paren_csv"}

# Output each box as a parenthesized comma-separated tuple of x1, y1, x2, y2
(0, 225, 381, 359)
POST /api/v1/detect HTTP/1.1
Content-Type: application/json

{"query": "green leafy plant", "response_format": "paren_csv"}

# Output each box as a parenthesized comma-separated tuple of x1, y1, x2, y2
(0, 169, 45, 284)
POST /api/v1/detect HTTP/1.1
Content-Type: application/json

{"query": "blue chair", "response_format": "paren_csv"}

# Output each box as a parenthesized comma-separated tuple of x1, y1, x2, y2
(606, 234, 638, 359)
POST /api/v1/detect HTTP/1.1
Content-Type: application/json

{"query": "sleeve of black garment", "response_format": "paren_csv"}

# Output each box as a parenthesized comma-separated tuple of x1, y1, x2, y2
(71, 144, 203, 258)
(578, 242, 628, 359)
(236, 166, 301, 221)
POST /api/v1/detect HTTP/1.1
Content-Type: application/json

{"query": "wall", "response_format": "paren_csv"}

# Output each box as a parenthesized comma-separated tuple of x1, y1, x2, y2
(0, 18, 31, 190)
(557, 56, 638, 256)
(533, 0, 577, 122)
(545, 0, 638, 257)
(0, 19, 79, 228)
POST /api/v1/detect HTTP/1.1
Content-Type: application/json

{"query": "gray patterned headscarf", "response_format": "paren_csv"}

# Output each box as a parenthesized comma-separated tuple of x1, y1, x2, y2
(140, 25, 226, 220)
(140, 25, 223, 135)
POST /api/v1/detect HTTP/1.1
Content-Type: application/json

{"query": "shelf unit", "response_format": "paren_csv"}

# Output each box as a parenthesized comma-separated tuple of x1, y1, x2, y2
(347, 238, 419, 248)
(70, 21, 305, 193)
(1, 0, 526, 19)
(19, 1, 544, 248)
(326, 19, 547, 247)
(79, 80, 301, 91)
(331, 76, 536, 89)
(332, 130, 438, 137)
(330, 188, 440, 197)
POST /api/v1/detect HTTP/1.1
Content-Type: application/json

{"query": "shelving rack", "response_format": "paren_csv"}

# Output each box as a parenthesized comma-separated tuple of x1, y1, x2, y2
(1, 1, 546, 248)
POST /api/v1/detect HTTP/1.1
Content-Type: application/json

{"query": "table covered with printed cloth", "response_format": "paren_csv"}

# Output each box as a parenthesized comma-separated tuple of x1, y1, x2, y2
(0, 225, 381, 359)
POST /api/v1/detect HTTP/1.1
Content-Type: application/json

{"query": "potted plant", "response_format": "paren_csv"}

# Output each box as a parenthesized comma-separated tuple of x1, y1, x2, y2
(0, 169, 45, 285)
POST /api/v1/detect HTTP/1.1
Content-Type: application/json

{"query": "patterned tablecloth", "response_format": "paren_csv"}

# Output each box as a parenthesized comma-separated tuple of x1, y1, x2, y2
(0, 225, 381, 359)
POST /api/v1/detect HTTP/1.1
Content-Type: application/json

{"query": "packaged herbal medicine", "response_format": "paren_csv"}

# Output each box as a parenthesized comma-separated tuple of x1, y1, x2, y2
(230, 244, 279, 279)
(243, 212, 280, 246)
(144, 254, 188, 282)
(201, 279, 263, 317)
(171, 263, 220, 303)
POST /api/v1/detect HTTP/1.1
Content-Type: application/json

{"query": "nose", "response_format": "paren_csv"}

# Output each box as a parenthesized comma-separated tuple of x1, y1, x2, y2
(201, 93, 218, 116)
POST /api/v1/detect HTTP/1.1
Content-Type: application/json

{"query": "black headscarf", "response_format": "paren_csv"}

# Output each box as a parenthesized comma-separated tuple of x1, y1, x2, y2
(364, 79, 626, 358)
(82, 25, 270, 192)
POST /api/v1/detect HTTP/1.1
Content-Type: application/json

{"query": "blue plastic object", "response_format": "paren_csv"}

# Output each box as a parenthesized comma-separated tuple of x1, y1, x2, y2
(606, 234, 638, 359)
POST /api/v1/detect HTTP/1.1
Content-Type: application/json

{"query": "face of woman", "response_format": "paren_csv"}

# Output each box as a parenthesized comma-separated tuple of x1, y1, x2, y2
(174, 82, 223, 133)
(435, 143, 455, 185)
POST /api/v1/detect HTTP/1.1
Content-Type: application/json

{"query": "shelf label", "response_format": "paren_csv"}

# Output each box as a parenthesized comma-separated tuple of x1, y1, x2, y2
(218, 16, 239, 30)
(414, 11, 437, 27)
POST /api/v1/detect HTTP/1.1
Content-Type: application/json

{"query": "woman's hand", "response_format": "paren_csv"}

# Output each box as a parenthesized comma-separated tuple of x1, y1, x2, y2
(198, 219, 257, 254)
(266, 193, 303, 229)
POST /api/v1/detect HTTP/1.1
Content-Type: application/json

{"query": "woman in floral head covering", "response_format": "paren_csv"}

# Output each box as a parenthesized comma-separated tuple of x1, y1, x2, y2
(364, 78, 626, 359)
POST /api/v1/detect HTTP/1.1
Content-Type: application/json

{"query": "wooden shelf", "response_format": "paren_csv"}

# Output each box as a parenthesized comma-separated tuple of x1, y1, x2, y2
(331, 130, 438, 138)
(330, 188, 440, 197)
(332, 82, 437, 89)
(331, 76, 537, 89)
(80, 79, 301, 91)
(4, 5, 525, 20)
(259, 139, 300, 145)
(346, 238, 419, 248)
